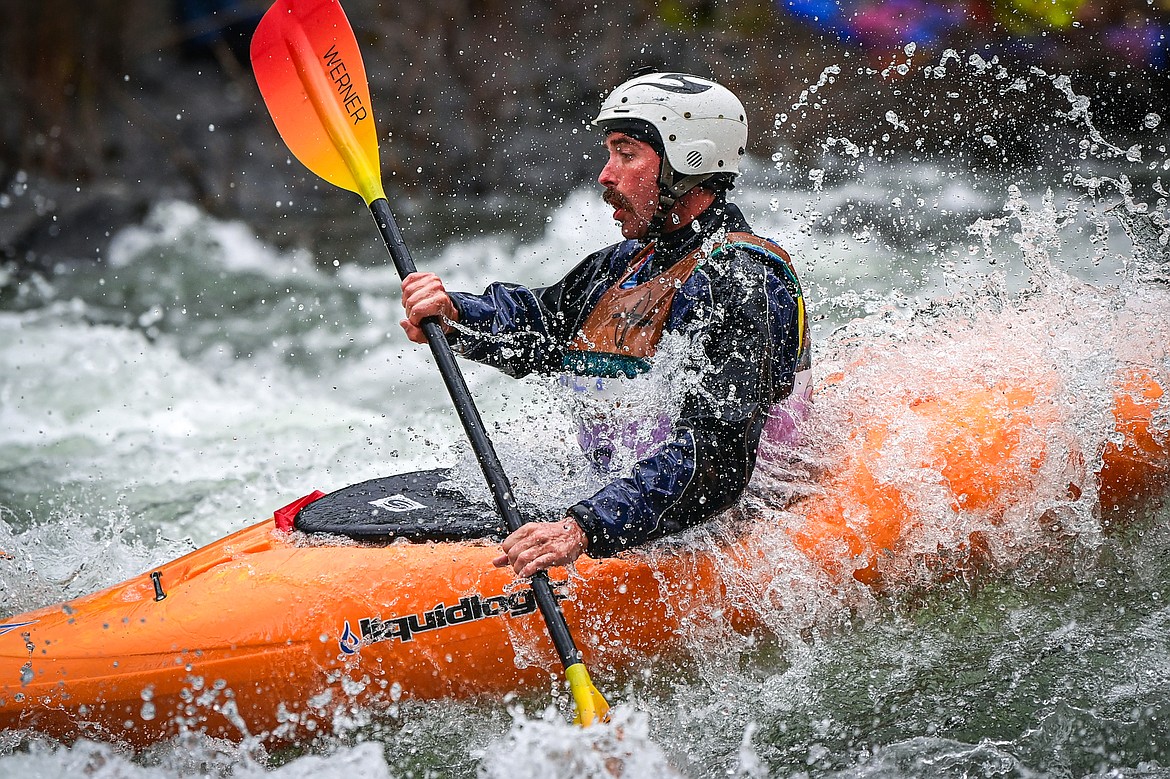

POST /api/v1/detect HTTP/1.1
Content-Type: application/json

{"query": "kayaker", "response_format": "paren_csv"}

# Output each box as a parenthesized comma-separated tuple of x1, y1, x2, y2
(400, 71, 811, 577)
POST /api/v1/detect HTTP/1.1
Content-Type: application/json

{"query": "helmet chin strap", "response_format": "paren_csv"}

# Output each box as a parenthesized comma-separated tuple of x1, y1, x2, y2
(645, 160, 712, 242)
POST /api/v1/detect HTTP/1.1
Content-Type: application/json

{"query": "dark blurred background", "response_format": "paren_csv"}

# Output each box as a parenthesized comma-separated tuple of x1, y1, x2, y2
(1, 0, 1167, 273)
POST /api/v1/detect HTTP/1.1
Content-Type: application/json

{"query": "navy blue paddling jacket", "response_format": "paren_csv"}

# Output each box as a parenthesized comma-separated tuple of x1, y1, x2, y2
(447, 197, 809, 557)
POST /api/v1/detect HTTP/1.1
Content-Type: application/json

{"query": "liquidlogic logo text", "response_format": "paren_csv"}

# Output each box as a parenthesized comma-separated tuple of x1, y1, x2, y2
(339, 589, 541, 655)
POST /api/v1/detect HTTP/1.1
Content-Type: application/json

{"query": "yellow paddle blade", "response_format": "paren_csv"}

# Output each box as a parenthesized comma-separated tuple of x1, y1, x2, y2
(250, 0, 385, 204)
(566, 662, 611, 727)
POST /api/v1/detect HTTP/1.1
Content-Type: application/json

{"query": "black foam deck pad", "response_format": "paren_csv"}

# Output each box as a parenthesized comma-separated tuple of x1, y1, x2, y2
(295, 469, 503, 542)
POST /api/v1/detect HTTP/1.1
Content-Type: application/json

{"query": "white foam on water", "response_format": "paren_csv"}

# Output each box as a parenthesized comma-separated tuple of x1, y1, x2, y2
(477, 707, 686, 779)
(107, 200, 319, 281)
(0, 733, 393, 779)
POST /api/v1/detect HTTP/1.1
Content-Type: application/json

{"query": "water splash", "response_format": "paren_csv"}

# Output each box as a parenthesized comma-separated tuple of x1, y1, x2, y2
(478, 707, 684, 779)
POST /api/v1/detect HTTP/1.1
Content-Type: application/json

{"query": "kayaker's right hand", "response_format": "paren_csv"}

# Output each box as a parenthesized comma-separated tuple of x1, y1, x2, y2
(492, 519, 588, 578)
(401, 272, 458, 343)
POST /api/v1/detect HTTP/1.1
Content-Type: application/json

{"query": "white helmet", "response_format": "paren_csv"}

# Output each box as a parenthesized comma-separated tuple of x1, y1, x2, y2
(593, 72, 748, 178)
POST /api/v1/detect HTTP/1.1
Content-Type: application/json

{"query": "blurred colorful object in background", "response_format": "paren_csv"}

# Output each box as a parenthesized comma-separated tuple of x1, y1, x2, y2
(779, 0, 850, 33)
(997, 0, 1085, 31)
(851, 1, 977, 47)
(1103, 15, 1169, 68)
(775, 0, 1167, 69)
(778, 0, 990, 44)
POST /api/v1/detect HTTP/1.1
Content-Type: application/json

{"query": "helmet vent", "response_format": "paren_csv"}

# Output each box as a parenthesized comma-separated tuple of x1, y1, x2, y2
(685, 150, 704, 168)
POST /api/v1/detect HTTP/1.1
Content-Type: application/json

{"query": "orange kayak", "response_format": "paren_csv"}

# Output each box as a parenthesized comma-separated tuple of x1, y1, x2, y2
(0, 369, 1165, 747)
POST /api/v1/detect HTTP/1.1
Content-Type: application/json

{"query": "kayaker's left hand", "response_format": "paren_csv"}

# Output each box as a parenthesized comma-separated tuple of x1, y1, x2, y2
(493, 519, 588, 577)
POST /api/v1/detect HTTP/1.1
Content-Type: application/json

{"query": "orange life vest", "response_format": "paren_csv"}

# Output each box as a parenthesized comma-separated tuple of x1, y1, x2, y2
(562, 232, 807, 379)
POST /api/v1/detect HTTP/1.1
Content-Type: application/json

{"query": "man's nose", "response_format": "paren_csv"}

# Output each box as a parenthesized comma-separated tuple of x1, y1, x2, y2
(597, 158, 617, 188)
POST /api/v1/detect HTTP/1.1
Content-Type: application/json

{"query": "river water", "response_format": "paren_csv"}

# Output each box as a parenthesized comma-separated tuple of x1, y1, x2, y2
(2, 52, 1169, 777)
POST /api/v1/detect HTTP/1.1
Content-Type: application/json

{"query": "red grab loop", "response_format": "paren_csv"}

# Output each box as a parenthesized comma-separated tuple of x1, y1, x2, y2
(273, 490, 326, 532)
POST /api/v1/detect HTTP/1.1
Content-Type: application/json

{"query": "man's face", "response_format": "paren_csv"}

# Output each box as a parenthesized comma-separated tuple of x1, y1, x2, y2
(598, 133, 661, 240)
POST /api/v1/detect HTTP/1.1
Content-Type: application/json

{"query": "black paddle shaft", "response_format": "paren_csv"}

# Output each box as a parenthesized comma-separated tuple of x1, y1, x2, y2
(368, 197, 581, 669)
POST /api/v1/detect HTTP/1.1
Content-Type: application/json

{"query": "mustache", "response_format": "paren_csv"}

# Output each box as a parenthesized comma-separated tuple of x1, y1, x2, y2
(603, 188, 633, 211)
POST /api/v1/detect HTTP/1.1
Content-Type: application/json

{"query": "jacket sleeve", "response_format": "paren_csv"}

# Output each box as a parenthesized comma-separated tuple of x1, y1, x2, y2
(569, 254, 803, 556)
(446, 244, 627, 377)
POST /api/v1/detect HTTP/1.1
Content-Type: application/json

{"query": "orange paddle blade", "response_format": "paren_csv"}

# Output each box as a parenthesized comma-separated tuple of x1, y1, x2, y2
(250, 0, 385, 203)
